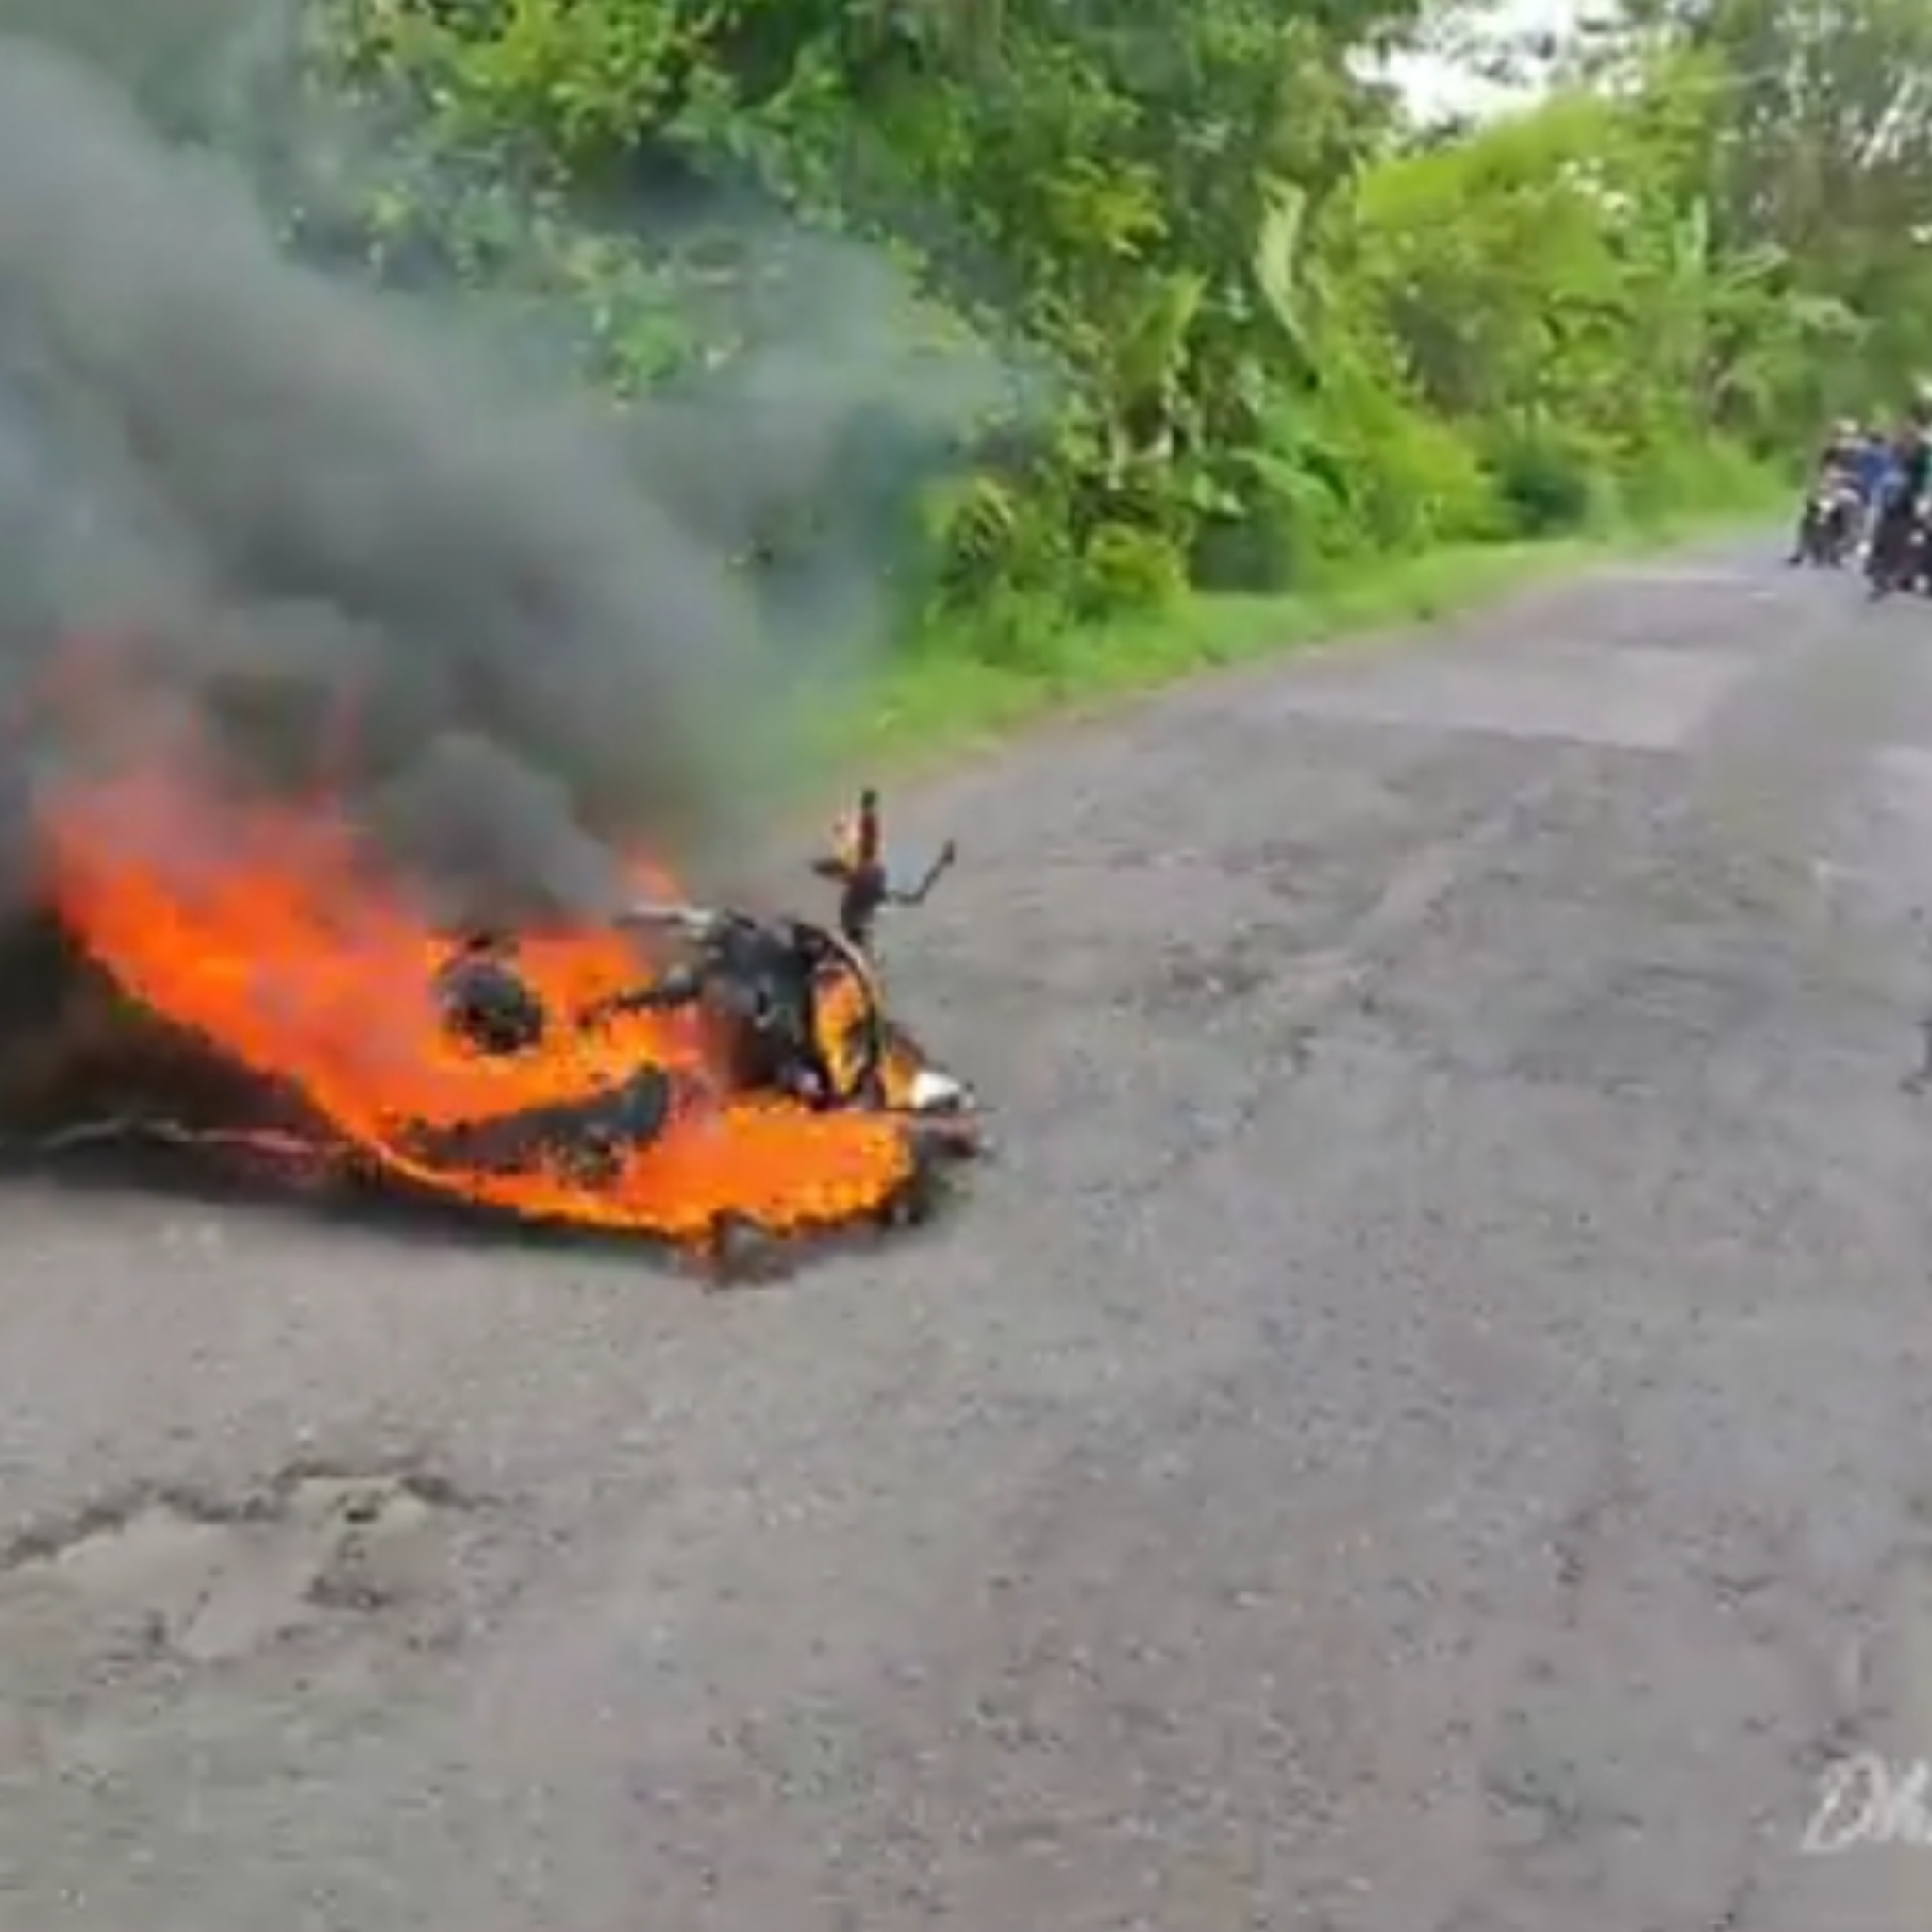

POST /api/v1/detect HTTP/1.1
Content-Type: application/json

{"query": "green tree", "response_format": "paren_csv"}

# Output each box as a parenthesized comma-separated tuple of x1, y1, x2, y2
(104, 0, 1905, 658)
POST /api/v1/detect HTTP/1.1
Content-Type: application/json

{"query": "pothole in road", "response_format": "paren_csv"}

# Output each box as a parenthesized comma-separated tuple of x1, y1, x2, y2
(0, 1467, 483, 1665)
(1140, 922, 1306, 1016)
(1505, 958, 1786, 1092)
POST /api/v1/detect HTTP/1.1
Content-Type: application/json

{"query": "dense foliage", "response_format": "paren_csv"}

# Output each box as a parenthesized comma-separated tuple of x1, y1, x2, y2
(187, 0, 1932, 656)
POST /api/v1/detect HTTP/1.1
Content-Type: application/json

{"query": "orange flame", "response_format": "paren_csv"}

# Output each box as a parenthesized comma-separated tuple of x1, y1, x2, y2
(37, 762, 919, 1244)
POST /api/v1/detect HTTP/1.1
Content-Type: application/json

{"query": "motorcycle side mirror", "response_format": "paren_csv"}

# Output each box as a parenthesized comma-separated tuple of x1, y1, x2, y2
(887, 838, 957, 904)
(808, 787, 957, 944)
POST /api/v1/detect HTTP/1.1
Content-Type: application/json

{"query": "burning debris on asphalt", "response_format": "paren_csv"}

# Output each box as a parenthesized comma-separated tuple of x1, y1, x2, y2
(8, 658, 982, 1253)
(0, 37, 986, 1257)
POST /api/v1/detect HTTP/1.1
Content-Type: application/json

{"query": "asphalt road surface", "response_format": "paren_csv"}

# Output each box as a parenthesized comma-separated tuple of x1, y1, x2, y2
(6, 542, 1932, 1931)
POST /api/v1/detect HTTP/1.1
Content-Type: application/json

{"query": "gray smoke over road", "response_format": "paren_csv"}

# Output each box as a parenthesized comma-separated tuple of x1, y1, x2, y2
(0, 23, 995, 936)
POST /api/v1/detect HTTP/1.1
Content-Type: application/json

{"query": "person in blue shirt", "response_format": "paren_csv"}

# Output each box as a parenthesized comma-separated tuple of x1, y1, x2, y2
(1868, 402, 1932, 591)
(1855, 425, 1892, 500)
(1852, 425, 1896, 557)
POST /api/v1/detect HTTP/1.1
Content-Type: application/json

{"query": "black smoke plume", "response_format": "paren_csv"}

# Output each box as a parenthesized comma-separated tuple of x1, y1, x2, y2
(0, 23, 993, 945)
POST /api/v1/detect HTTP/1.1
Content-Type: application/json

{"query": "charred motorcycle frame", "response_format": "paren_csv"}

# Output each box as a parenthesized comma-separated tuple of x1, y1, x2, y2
(5, 783, 982, 1270)
(418, 788, 979, 1201)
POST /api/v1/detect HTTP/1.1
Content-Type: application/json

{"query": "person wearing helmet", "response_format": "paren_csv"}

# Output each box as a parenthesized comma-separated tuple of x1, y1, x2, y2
(1868, 402, 1932, 593)
(1903, 395, 1932, 493)
(1790, 416, 1864, 563)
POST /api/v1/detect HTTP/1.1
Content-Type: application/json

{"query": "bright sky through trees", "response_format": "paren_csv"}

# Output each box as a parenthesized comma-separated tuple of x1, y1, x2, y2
(1385, 0, 1590, 120)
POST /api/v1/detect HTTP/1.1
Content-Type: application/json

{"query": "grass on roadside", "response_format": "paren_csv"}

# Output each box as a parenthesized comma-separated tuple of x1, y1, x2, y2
(841, 492, 1779, 778)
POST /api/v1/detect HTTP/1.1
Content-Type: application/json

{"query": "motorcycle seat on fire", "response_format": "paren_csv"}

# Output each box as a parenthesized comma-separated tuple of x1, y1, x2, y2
(393, 1062, 675, 1184)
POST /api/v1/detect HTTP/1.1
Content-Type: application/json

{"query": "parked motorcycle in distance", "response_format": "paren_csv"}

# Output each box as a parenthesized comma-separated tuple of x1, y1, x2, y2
(1866, 498, 1932, 598)
(1796, 480, 1860, 567)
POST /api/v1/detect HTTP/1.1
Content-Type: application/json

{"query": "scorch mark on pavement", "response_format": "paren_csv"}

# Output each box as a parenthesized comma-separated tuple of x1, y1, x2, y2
(6, 541, 1932, 1930)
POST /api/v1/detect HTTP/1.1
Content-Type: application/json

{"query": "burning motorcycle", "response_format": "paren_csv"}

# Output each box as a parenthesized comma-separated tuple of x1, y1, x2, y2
(25, 744, 983, 1271)
(426, 787, 978, 1185)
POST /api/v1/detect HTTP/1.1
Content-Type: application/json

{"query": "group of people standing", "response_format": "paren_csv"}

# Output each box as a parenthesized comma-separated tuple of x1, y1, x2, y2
(1792, 399, 1931, 576)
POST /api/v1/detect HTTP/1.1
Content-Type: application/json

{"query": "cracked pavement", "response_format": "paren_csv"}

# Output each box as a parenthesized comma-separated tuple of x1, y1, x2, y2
(5, 543, 1932, 1928)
